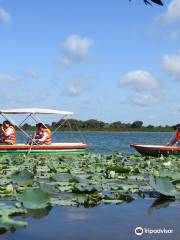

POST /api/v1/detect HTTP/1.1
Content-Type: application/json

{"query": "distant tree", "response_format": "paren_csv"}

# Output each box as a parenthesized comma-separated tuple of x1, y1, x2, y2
(147, 124, 154, 128)
(110, 121, 122, 129)
(23, 123, 32, 130)
(129, 0, 163, 6)
(84, 119, 105, 129)
(131, 121, 143, 128)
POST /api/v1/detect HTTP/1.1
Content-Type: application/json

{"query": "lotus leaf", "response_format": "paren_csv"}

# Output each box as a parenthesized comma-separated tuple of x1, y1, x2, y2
(18, 187, 51, 209)
(159, 170, 180, 181)
(0, 204, 27, 232)
(72, 183, 101, 193)
(12, 169, 34, 186)
(51, 173, 79, 183)
(149, 176, 180, 199)
(107, 165, 130, 174)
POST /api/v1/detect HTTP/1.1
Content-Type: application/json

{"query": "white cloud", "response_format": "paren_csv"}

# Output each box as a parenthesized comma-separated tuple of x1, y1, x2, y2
(0, 7, 11, 24)
(0, 74, 15, 82)
(64, 35, 93, 57)
(59, 35, 93, 67)
(157, 0, 180, 24)
(65, 80, 89, 97)
(132, 94, 159, 106)
(162, 53, 180, 79)
(120, 70, 158, 91)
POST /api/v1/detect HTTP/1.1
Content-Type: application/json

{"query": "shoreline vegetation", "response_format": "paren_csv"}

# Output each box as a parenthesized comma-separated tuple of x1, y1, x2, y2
(18, 119, 177, 132)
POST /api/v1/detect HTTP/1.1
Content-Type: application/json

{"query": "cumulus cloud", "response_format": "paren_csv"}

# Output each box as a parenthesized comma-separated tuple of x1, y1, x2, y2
(58, 35, 93, 67)
(132, 94, 159, 106)
(0, 74, 16, 82)
(157, 0, 180, 24)
(120, 70, 159, 91)
(0, 7, 11, 24)
(65, 80, 89, 97)
(162, 53, 180, 79)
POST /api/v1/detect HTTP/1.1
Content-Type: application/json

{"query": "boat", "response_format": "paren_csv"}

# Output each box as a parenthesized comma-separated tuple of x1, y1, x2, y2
(0, 108, 88, 154)
(130, 144, 180, 157)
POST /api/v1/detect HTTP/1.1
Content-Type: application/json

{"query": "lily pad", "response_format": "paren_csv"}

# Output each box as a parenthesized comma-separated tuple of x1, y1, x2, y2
(0, 204, 27, 232)
(72, 183, 101, 194)
(12, 170, 34, 186)
(149, 176, 180, 199)
(51, 173, 79, 183)
(18, 187, 51, 209)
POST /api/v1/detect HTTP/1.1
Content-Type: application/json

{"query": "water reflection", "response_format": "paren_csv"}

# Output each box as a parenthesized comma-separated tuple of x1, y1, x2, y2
(23, 206, 52, 220)
(65, 207, 89, 221)
(148, 197, 175, 215)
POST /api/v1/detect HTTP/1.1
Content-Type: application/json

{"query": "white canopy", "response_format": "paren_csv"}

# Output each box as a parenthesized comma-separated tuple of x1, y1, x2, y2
(0, 108, 74, 115)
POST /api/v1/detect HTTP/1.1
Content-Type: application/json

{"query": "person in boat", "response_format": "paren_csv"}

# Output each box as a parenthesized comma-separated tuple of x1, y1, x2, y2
(31, 123, 52, 145)
(0, 120, 16, 145)
(167, 125, 180, 146)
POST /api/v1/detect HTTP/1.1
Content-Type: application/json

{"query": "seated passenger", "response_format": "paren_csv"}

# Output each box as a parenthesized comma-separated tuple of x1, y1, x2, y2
(0, 121, 16, 145)
(32, 123, 51, 145)
(167, 125, 180, 146)
(0, 124, 3, 142)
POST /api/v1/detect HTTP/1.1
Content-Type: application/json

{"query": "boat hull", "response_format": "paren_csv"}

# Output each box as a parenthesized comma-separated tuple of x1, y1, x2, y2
(130, 144, 180, 157)
(0, 143, 87, 155)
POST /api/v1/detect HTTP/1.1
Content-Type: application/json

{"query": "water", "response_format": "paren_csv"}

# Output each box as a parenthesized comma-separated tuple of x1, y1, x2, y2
(17, 131, 173, 154)
(3, 132, 180, 240)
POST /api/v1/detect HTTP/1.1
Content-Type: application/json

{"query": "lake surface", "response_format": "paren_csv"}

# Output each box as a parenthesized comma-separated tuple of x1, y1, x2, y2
(3, 132, 180, 240)
(17, 131, 173, 154)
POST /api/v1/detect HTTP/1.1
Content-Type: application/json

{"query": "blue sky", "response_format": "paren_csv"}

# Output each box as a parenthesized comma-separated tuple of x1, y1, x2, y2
(0, 0, 180, 125)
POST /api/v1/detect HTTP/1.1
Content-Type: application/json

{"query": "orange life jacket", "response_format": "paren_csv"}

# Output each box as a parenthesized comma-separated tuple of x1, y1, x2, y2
(176, 131, 180, 141)
(2, 126, 16, 144)
(38, 128, 52, 145)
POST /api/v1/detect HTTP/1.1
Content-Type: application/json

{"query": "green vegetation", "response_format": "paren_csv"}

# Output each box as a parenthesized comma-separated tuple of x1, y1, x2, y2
(20, 119, 177, 132)
(0, 152, 179, 233)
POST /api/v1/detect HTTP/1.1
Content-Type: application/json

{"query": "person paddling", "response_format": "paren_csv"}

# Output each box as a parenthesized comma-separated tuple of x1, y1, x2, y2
(31, 123, 52, 145)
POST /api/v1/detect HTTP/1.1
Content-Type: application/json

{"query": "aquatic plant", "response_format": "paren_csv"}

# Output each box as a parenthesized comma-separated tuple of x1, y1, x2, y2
(0, 152, 179, 233)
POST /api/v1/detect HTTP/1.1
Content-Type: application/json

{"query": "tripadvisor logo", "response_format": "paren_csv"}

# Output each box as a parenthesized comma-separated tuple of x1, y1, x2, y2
(134, 226, 174, 236)
(135, 227, 143, 236)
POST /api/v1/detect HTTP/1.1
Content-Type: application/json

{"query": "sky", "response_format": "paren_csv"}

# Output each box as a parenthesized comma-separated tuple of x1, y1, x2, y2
(0, 0, 180, 126)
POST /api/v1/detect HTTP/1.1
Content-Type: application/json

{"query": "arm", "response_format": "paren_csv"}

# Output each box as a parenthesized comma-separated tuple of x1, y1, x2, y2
(1, 127, 13, 136)
(38, 132, 48, 143)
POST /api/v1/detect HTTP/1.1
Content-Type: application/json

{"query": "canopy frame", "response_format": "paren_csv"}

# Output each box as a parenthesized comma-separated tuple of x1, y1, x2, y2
(0, 108, 74, 146)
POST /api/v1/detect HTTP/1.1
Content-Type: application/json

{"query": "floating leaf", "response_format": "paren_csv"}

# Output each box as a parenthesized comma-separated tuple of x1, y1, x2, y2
(18, 187, 51, 209)
(51, 173, 79, 183)
(149, 176, 180, 199)
(159, 170, 180, 181)
(72, 183, 101, 194)
(107, 165, 130, 174)
(0, 204, 27, 232)
(12, 170, 34, 186)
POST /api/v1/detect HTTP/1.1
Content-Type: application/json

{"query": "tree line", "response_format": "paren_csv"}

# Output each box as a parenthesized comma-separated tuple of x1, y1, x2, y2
(21, 119, 177, 132)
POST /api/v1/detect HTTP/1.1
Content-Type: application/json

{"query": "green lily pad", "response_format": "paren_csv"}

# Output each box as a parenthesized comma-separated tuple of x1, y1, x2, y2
(159, 170, 180, 181)
(51, 173, 79, 183)
(18, 187, 51, 209)
(72, 183, 101, 194)
(107, 165, 131, 174)
(149, 176, 180, 199)
(0, 204, 27, 232)
(12, 169, 34, 186)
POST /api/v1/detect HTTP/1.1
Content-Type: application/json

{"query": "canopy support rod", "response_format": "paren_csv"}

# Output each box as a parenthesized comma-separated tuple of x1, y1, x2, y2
(1, 113, 37, 144)
(19, 113, 32, 127)
(31, 114, 48, 129)
(51, 115, 68, 136)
